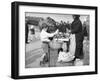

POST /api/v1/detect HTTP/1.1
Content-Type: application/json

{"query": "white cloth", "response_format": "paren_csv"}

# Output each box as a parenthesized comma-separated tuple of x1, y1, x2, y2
(57, 52, 75, 62)
(69, 34, 76, 56)
(74, 59, 84, 66)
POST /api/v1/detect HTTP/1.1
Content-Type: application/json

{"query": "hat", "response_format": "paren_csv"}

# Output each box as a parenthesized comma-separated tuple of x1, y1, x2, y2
(73, 14, 80, 18)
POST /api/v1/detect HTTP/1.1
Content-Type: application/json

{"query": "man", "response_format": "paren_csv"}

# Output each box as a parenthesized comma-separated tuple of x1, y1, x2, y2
(71, 15, 84, 62)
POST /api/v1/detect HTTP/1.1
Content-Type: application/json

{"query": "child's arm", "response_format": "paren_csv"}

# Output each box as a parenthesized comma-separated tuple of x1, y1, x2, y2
(46, 29, 59, 37)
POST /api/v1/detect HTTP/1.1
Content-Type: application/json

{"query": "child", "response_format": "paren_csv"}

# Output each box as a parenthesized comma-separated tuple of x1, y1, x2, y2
(57, 42, 75, 62)
(40, 24, 58, 65)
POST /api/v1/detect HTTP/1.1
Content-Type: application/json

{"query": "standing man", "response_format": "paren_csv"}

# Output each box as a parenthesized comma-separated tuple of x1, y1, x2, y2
(71, 15, 84, 62)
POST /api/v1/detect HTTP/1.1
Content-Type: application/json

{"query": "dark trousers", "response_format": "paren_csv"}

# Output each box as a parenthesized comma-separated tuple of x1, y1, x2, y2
(75, 35, 84, 59)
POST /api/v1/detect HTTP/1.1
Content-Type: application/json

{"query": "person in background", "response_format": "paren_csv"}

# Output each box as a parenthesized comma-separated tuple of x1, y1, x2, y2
(85, 16, 89, 40)
(58, 21, 66, 33)
(25, 22, 29, 44)
(25, 22, 35, 44)
(30, 26, 35, 34)
(71, 15, 84, 63)
(82, 21, 89, 65)
(83, 21, 88, 42)
(27, 24, 35, 43)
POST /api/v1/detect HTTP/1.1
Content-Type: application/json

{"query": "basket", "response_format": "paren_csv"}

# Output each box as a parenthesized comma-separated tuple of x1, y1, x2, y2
(49, 39, 62, 49)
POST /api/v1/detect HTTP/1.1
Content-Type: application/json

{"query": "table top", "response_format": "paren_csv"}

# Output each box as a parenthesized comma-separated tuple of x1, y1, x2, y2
(54, 38, 69, 42)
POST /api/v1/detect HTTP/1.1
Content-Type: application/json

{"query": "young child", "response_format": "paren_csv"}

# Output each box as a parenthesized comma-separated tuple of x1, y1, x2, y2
(57, 42, 75, 62)
(40, 24, 58, 65)
(40, 26, 58, 42)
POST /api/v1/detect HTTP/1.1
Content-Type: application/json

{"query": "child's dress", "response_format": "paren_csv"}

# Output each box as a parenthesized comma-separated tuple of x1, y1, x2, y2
(57, 34, 76, 62)
(57, 51, 75, 62)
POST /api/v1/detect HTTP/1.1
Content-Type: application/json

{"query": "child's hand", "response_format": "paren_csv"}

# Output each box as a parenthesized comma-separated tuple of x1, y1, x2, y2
(55, 29, 59, 34)
(68, 30, 71, 33)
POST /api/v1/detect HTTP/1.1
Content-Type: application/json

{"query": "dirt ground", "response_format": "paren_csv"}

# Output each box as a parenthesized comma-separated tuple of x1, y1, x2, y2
(25, 40, 89, 68)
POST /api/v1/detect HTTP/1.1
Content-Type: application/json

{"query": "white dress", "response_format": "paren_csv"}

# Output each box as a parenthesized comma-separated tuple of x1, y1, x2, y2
(57, 51, 75, 62)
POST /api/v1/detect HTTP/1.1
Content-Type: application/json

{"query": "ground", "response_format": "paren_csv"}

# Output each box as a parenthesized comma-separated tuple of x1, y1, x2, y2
(25, 40, 89, 68)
